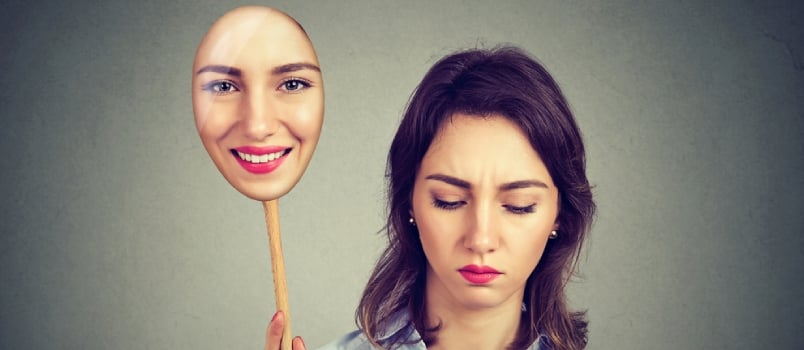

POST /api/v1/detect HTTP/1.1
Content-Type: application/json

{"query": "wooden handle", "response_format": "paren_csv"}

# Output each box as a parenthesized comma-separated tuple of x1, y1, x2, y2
(263, 199, 291, 350)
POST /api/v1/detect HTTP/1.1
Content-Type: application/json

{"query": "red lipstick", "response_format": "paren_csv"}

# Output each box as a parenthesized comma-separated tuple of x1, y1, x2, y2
(232, 146, 290, 174)
(458, 265, 502, 284)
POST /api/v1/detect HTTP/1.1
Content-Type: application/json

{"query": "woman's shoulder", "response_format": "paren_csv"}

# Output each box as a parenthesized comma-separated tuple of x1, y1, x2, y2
(314, 330, 374, 350)
(314, 310, 424, 350)
(315, 323, 549, 350)
(316, 330, 549, 350)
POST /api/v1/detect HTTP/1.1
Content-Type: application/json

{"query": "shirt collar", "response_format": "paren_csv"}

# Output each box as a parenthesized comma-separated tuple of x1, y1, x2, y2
(375, 309, 415, 342)
(373, 309, 550, 349)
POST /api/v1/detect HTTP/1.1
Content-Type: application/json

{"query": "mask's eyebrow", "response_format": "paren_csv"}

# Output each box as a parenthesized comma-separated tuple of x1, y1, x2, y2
(196, 65, 242, 77)
(271, 62, 321, 75)
(195, 63, 320, 77)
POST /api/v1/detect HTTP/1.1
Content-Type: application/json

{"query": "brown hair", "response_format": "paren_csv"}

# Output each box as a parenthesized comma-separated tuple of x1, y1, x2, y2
(357, 46, 595, 350)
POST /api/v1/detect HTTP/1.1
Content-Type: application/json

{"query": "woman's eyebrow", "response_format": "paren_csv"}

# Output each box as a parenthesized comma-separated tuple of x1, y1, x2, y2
(195, 65, 241, 77)
(271, 62, 321, 75)
(425, 174, 471, 189)
(499, 180, 548, 191)
(424, 175, 548, 191)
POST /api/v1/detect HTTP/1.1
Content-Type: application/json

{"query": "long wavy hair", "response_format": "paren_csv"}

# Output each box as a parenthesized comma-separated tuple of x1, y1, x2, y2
(356, 46, 595, 350)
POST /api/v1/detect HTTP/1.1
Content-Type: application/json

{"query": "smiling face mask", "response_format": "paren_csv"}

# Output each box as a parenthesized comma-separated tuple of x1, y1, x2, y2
(192, 6, 324, 201)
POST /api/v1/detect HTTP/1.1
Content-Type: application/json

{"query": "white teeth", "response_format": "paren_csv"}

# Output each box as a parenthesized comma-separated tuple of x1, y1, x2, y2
(237, 150, 285, 164)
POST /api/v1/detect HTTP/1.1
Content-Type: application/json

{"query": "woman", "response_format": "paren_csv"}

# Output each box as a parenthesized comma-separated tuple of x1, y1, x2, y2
(267, 46, 595, 350)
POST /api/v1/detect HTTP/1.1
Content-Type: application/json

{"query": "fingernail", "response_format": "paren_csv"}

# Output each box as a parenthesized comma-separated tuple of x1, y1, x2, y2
(299, 336, 306, 349)
(271, 311, 279, 322)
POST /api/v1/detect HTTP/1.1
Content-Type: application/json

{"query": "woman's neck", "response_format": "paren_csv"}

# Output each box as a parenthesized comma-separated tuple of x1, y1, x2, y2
(423, 275, 524, 349)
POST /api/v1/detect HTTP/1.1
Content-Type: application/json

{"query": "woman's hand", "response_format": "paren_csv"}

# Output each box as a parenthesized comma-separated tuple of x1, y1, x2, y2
(264, 311, 306, 350)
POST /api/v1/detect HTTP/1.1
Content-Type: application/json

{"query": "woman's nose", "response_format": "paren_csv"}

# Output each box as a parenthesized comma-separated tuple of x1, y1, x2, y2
(463, 205, 500, 254)
(242, 92, 279, 140)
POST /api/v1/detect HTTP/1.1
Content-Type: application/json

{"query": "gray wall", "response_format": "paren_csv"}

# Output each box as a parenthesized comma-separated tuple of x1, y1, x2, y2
(1, 1, 802, 349)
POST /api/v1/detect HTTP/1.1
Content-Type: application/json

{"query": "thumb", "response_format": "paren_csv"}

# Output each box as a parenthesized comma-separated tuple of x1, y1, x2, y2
(264, 311, 284, 350)
(292, 336, 306, 350)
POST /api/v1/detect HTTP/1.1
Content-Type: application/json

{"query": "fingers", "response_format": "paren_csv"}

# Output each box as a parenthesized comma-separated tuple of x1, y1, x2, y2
(265, 312, 305, 350)
(292, 336, 306, 350)
(265, 311, 284, 350)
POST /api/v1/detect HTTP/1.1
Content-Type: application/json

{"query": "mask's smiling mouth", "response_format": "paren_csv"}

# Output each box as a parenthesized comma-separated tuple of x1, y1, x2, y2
(233, 149, 290, 164)
(229, 147, 292, 174)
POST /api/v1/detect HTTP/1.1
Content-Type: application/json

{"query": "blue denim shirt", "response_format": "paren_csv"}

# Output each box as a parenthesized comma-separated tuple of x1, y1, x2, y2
(316, 311, 549, 350)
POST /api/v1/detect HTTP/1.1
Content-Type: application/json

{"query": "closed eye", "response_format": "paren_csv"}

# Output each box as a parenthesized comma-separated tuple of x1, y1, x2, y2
(278, 78, 312, 93)
(201, 80, 239, 95)
(503, 204, 536, 215)
(433, 198, 465, 210)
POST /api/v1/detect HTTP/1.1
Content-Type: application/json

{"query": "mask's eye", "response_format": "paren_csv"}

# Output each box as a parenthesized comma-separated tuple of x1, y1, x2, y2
(503, 204, 536, 215)
(202, 80, 239, 95)
(279, 78, 312, 93)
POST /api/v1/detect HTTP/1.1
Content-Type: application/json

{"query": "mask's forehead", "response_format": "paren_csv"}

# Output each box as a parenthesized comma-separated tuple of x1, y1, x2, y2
(194, 9, 317, 69)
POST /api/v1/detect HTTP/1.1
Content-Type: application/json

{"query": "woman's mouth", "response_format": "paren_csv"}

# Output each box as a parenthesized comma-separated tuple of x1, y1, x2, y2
(458, 265, 502, 284)
(231, 146, 291, 174)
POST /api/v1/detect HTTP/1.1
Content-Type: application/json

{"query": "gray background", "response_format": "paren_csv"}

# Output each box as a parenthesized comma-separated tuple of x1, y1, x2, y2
(1, 0, 802, 349)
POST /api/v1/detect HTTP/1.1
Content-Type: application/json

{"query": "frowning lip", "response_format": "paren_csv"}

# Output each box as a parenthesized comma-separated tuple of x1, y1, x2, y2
(458, 264, 502, 284)
(231, 145, 291, 174)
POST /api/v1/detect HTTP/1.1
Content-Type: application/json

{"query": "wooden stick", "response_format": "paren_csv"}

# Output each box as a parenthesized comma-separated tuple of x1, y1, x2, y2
(263, 199, 291, 350)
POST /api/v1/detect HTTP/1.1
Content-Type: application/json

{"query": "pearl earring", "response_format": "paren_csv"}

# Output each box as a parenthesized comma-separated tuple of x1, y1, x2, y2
(549, 230, 558, 239)
(409, 217, 416, 226)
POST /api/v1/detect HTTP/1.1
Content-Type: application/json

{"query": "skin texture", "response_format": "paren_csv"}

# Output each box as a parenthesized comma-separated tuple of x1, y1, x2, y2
(192, 6, 324, 201)
(410, 113, 559, 349)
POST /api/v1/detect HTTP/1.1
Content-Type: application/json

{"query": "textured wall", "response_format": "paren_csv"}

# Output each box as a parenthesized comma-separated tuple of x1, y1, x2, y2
(1, 0, 802, 349)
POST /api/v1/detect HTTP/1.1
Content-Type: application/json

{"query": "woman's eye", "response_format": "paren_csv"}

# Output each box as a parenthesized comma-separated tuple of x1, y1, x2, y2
(202, 80, 239, 95)
(433, 198, 464, 210)
(279, 78, 312, 93)
(503, 204, 536, 215)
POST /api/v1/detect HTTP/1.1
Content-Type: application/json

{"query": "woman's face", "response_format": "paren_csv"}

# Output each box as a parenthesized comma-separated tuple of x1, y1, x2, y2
(411, 113, 559, 313)
(192, 7, 324, 201)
